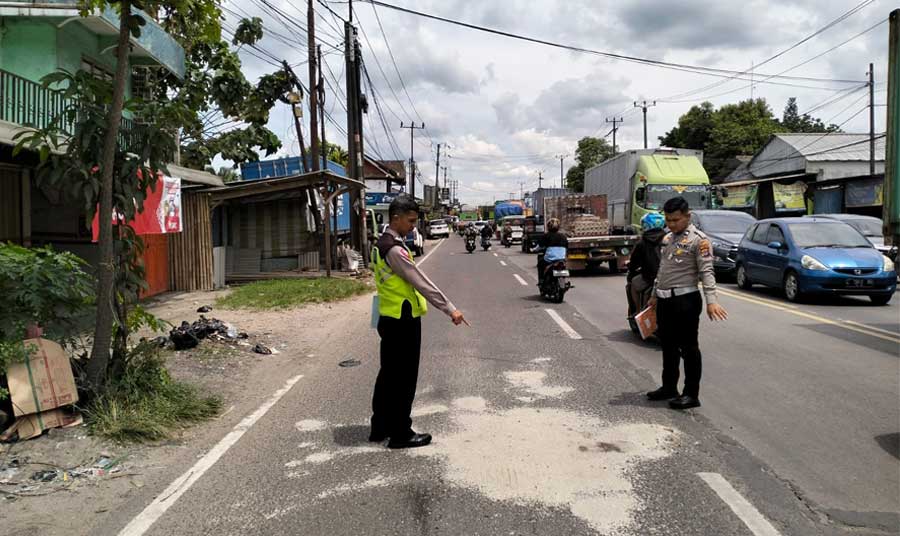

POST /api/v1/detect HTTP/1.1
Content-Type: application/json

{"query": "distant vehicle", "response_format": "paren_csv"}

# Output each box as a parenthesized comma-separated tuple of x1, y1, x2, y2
(426, 219, 450, 239)
(735, 217, 896, 305)
(584, 148, 713, 234)
(380, 224, 424, 257)
(499, 215, 525, 246)
(690, 210, 757, 277)
(816, 214, 896, 261)
(473, 220, 488, 232)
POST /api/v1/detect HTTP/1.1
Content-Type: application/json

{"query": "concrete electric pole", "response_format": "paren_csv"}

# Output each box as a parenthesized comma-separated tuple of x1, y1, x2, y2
(634, 101, 657, 149)
(606, 117, 623, 154)
(400, 122, 425, 198)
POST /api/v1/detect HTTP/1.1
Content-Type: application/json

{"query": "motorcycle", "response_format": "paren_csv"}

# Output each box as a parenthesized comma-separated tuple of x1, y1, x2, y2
(481, 236, 492, 251)
(626, 274, 655, 336)
(501, 232, 512, 248)
(465, 235, 477, 253)
(539, 260, 572, 303)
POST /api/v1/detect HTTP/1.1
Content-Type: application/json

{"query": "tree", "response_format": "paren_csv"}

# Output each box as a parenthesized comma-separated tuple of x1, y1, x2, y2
(780, 97, 841, 133)
(323, 141, 349, 167)
(565, 137, 615, 192)
(658, 101, 715, 150)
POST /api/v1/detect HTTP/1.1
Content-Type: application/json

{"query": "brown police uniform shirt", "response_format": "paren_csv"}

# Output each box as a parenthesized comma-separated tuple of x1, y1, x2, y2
(653, 223, 718, 304)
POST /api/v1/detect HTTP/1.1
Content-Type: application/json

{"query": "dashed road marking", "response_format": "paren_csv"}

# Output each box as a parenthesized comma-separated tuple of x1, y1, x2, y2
(513, 274, 528, 286)
(697, 473, 782, 536)
(118, 375, 304, 536)
(493, 252, 498, 257)
(545, 309, 582, 340)
(500, 260, 508, 266)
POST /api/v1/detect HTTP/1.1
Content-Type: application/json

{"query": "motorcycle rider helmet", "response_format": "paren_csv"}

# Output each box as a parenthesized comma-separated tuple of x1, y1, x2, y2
(640, 212, 665, 232)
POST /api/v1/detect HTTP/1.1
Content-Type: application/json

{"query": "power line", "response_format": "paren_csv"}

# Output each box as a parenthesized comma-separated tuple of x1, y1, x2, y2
(366, 0, 866, 87)
(658, 0, 876, 102)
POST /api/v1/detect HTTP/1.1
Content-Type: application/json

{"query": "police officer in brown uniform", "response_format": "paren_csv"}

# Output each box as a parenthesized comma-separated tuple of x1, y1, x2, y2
(647, 196, 728, 410)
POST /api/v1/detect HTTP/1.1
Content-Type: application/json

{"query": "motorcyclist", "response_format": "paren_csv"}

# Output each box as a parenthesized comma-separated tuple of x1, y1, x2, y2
(537, 218, 568, 283)
(464, 222, 478, 238)
(480, 223, 494, 241)
(501, 222, 513, 243)
(627, 212, 666, 310)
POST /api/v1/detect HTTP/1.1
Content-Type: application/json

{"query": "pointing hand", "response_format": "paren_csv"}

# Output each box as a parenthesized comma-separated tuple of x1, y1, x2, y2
(451, 310, 469, 326)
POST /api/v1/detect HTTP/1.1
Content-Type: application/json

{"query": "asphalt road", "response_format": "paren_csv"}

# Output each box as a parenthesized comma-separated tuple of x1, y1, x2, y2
(97, 235, 898, 536)
(500, 240, 900, 532)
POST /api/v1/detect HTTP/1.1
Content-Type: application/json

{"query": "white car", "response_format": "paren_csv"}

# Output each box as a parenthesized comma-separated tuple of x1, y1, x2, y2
(380, 224, 424, 256)
(427, 219, 450, 239)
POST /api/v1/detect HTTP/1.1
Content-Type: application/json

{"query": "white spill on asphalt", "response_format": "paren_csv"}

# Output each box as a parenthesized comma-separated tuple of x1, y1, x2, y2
(411, 407, 680, 535)
(294, 419, 327, 432)
(503, 370, 574, 399)
(411, 404, 449, 417)
(452, 396, 488, 412)
(317, 475, 397, 499)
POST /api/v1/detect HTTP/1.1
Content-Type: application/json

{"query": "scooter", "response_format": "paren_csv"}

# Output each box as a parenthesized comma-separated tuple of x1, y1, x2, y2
(465, 235, 477, 253)
(539, 260, 572, 303)
(501, 233, 512, 248)
(626, 275, 655, 336)
(481, 236, 492, 251)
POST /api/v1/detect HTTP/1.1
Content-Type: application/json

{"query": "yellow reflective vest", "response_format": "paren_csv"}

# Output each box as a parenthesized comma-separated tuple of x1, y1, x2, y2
(371, 242, 428, 319)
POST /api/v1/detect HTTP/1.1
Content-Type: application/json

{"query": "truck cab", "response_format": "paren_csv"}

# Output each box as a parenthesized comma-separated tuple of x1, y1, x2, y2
(630, 154, 711, 231)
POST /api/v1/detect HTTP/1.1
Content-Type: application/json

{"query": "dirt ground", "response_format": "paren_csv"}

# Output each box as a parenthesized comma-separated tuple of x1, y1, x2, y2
(0, 283, 374, 536)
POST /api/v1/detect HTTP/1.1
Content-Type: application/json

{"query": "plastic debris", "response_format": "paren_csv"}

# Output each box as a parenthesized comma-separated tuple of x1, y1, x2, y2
(339, 359, 361, 368)
(197, 305, 213, 313)
(31, 469, 58, 482)
(252, 343, 273, 355)
(94, 457, 113, 469)
(170, 322, 200, 350)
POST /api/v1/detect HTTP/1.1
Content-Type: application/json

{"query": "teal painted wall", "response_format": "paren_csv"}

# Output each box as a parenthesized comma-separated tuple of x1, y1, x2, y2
(0, 19, 58, 83)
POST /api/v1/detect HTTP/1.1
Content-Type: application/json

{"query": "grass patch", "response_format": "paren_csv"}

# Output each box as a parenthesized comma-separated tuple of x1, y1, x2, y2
(216, 278, 371, 311)
(86, 345, 222, 443)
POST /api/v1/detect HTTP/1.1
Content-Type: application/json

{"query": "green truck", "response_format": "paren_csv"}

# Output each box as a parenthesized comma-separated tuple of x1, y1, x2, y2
(584, 148, 712, 233)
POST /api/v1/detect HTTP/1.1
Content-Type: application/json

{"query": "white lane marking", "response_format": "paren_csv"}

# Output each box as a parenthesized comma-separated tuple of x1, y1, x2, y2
(842, 320, 900, 339)
(697, 473, 782, 536)
(418, 238, 445, 265)
(499, 260, 508, 266)
(493, 252, 498, 257)
(545, 309, 582, 340)
(513, 274, 528, 286)
(119, 375, 304, 536)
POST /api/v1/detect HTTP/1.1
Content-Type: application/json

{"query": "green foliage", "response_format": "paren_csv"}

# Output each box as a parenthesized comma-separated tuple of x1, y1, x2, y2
(0, 244, 94, 400)
(324, 141, 350, 167)
(216, 278, 372, 311)
(781, 97, 841, 133)
(85, 343, 221, 442)
(233, 17, 263, 46)
(565, 137, 615, 192)
(659, 101, 716, 150)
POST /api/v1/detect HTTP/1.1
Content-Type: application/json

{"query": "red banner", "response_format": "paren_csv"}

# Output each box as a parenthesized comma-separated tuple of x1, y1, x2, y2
(92, 174, 182, 241)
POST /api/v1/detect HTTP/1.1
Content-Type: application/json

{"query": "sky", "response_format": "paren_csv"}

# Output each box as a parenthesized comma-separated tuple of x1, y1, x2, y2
(219, 0, 891, 205)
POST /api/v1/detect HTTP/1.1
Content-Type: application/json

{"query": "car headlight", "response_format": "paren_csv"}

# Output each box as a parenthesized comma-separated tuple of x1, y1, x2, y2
(884, 255, 895, 273)
(801, 255, 828, 271)
(619, 247, 630, 255)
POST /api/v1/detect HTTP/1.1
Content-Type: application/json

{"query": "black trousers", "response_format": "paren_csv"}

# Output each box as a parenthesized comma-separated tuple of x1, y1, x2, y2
(537, 253, 546, 282)
(371, 301, 422, 438)
(656, 291, 703, 398)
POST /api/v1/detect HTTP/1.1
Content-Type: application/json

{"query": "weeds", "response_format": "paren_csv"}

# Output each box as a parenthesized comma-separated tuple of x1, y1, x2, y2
(85, 344, 221, 442)
(216, 278, 371, 311)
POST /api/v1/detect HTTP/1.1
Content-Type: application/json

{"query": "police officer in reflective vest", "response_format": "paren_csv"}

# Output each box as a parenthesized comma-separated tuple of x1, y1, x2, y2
(370, 195, 467, 449)
(647, 196, 728, 410)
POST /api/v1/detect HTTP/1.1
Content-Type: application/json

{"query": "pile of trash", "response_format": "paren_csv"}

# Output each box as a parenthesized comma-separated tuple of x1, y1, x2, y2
(1, 454, 127, 500)
(150, 307, 276, 356)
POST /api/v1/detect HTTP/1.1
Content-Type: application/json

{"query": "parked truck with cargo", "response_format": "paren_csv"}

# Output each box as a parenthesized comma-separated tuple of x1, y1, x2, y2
(534, 193, 639, 273)
(584, 148, 712, 234)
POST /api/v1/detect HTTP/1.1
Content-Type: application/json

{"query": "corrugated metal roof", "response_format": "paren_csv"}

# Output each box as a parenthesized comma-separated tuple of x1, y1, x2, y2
(774, 133, 885, 162)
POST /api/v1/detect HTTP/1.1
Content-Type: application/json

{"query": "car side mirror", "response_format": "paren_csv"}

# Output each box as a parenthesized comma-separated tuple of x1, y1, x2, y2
(635, 187, 645, 203)
(767, 241, 784, 250)
(375, 213, 383, 224)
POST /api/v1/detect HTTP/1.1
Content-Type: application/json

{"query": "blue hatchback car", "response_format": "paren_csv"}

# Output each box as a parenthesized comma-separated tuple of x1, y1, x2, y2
(735, 217, 897, 305)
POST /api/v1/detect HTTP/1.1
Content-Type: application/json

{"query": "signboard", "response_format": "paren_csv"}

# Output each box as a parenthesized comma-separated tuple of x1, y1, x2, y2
(440, 187, 450, 201)
(365, 192, 399, 206)
(723, 184, 759, 208)
(92, 174, 182, 240)
(773, 181, 806, 212)
(845, 178, 884, 207)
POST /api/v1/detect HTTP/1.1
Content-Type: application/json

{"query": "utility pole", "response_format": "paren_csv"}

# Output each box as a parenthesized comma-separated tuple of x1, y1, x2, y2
(307, 0, 319, 171)
(519, 181, 526, 200)
(537, 170, 543, 190)
(885, 9, 900, 248)
(606, 117, 624, 154)
(400, 122, 425, 198)
(869, 63, 876, 177)
(634, 100, 657, 149)
(434, 142, 442, 209)
(318, 45, 327, 171)
(554, 154, 568, 188)
(281, 61, 308, 172)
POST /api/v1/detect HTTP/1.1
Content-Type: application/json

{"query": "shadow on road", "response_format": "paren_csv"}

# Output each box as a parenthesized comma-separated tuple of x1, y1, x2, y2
(331, 425, 371, 447)
(608, 391, 660, 408)
(719, 282, 893, 308)
(875, 433, 900, 460)
(606, 328, 661, 350)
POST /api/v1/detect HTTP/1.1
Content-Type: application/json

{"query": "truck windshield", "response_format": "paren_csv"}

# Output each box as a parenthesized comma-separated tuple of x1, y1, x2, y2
(644, 185, 709, 210)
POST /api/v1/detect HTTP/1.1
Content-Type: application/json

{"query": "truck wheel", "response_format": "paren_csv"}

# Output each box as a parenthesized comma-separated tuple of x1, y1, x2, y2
(608, 259, 620, 274)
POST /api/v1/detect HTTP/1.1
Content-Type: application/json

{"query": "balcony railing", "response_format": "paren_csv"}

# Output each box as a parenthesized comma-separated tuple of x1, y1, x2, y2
(1, 69, 142, 151)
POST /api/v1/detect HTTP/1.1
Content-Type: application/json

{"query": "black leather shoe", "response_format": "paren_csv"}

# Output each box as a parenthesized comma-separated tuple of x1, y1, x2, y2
(669, 395, 701, 410)
(368, 431, 388, 442)
(387, 432, 432, 449)
(646, 387, 679, 401)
